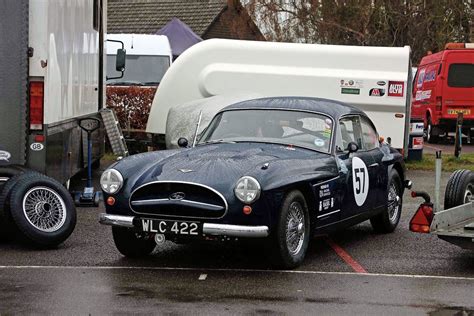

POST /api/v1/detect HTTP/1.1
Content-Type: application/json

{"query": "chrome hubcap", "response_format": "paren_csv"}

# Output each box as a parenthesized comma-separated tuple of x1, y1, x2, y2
(286, 201, 305, 255)
(387, 182, 400, 223)
(22, 187, 67, 232)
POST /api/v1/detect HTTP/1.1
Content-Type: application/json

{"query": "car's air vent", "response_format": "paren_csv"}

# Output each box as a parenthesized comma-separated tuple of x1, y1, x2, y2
(129, 182, 228, 219)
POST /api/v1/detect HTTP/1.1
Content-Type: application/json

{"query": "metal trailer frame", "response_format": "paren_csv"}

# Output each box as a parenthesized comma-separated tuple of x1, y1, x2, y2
(428, 153, 474, 250)
(430, 202, 474, 250)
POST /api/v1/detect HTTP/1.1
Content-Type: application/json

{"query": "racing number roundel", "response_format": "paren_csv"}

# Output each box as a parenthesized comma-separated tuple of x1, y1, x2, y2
(352, 157, 369, 206)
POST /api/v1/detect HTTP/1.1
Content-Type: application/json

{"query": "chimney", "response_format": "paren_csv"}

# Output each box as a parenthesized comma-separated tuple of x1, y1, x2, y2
(227, 0, 240, 8)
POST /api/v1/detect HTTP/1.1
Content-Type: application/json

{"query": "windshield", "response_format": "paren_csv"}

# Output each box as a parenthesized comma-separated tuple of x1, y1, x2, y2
(199, 109, 333, 153)
(107, 55, 170, 85)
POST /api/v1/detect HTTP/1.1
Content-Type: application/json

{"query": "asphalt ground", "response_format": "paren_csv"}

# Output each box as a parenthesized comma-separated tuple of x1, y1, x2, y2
(0, 168, 473, 314)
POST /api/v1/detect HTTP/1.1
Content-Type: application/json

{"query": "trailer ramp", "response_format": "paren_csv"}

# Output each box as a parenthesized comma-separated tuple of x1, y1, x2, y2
(100, 109, 129, 157)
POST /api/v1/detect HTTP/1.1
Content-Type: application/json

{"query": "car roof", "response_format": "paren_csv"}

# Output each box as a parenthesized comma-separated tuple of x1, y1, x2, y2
(222, 96, 365, 120)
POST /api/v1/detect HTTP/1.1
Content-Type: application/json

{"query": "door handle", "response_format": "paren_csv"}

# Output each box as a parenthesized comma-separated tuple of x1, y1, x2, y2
(369, 163, 379, 168)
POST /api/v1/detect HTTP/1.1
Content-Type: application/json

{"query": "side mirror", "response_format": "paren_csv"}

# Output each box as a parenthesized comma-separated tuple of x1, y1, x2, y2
(177, 137, 189, 148)
(106, 39, 126, 80)
(115, 48, 126, 72)
(347, 141, 359, 153)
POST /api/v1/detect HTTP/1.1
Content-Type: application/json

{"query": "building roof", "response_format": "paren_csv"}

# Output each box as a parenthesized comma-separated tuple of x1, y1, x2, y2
(108, 0, 229, 36)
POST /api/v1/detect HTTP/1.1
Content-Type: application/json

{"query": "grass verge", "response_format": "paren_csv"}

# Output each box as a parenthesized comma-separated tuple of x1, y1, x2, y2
(406, 153, 474, 172)
(102, 152, 120, 163)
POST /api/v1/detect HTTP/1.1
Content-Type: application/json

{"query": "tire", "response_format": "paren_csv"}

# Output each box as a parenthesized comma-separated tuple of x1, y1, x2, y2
(370, 169, 402, 233)
(444, 169, 474, 209)
(8, 172, 76, 247)
(112, 227, 156, 257)
(270, 190, 310, 269)
(426, 117, 438, 144)
(0, 174, 23, 220)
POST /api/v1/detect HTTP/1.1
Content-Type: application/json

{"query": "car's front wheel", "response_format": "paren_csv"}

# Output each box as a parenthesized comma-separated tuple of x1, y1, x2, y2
(370, 169, 402, 233)
(112, 227, 156, 257)
(270, 190, 310, 269)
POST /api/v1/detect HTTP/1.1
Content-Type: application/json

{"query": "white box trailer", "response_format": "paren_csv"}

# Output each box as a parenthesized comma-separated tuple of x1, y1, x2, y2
(0, 0, 108, 183)
(146, 39, 412, 153)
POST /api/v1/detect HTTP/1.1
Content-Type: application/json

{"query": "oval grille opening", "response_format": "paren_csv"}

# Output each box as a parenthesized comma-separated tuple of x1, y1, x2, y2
(130, 182, 227, 219)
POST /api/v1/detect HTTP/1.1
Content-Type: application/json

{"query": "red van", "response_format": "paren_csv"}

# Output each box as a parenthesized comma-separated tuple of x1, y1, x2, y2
(411, 43, 474, 143)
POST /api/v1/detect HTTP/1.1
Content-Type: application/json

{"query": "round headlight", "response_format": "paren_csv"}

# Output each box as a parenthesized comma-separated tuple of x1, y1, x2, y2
(234, 176, 261, 204)
(100, 169, 123, 194)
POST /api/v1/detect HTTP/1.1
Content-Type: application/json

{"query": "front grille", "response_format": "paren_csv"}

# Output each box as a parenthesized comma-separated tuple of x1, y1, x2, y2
(130, 182, 228, 219)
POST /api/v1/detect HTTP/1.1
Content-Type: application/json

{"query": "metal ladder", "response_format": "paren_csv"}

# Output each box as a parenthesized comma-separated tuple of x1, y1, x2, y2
(100, 109, 129, 157)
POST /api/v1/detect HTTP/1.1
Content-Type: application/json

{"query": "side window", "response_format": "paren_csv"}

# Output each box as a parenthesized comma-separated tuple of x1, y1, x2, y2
(338, 116, 362, 152)
(360, 116, 379, 150)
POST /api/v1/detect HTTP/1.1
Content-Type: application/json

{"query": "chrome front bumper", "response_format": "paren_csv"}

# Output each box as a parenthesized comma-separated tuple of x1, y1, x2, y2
(99, 213, 269, 238)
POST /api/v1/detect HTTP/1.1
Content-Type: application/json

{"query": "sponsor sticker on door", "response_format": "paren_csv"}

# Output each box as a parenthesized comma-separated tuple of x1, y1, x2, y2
(388, 81, 404, 97)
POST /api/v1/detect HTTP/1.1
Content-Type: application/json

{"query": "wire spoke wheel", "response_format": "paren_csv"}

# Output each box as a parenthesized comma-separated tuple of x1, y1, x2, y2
(22, 186, 67, 233)
(387, 182, 400, 223)
(285, 201, 305, 256)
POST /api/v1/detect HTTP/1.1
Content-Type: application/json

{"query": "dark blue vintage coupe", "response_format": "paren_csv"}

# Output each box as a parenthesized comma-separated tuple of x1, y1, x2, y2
(99, 97, 409, 268)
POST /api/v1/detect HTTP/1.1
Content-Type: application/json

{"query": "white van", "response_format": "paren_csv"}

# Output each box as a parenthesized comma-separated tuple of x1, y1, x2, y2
(146, 39, 412, 154)
(107, 34, 172, 86)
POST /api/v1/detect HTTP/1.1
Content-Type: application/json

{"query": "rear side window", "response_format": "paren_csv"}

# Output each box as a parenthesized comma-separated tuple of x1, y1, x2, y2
(338, 116, 362, 152)
(448, 64, 474, 88)
(360, 117, 379, 150)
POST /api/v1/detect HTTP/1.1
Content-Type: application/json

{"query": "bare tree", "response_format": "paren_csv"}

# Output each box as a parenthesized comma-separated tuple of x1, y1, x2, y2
(245, 0, 471, 64)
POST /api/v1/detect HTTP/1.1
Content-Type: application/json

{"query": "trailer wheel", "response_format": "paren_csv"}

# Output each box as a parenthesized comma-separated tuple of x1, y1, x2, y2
(444, 169, 474, 209)
(8, 172, 76, 247)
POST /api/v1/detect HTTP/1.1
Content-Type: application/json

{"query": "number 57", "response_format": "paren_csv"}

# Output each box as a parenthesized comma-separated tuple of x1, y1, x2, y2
(355, 168, 365, 194)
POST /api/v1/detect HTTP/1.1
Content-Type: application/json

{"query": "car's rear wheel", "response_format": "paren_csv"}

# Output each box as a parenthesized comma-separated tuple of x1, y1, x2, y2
(270, 190, 310, 269)
(426, 116, 439, 144)
(370, 169, 402, 233)
(444, 169, 474, 209)
(112, 227, 156, 257)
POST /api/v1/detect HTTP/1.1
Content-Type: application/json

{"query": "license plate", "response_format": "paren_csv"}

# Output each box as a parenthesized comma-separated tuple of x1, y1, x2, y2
(447, 109, 470, 115)
(141, 219, 202, 236)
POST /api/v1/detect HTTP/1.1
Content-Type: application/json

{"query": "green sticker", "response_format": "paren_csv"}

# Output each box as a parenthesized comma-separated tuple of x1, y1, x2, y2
(341, 88, 360, 95)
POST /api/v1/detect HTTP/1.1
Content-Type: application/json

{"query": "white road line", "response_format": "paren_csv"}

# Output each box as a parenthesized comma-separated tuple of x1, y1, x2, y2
(0, 265, 473, 281)
(198, 273, 207, 281)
